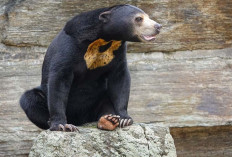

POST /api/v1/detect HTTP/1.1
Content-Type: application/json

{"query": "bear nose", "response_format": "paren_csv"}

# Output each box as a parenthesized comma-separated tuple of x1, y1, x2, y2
(155, 23, 162, 30)
(154, 23, 162, 34)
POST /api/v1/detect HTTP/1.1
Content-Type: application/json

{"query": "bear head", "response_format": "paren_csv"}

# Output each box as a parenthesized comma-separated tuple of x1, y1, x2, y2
(99, 4, 162, 42)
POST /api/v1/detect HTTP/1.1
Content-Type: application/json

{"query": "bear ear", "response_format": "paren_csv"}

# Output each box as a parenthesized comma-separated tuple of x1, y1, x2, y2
(99, 11, 111, 23)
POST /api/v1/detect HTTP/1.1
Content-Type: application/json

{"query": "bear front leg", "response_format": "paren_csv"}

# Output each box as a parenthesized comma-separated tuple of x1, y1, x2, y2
(48, 70, 78, 132)
(107, 62, 133, 128)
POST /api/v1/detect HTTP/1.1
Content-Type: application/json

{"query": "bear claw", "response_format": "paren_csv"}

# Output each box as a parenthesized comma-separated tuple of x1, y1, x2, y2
(56, 124, 79, 132)
(119, 118, 133, 128)
(58, 124, 65, 131)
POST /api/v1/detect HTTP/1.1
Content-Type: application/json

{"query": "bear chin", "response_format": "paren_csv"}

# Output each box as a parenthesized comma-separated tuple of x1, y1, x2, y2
(141, 34, 157, 41)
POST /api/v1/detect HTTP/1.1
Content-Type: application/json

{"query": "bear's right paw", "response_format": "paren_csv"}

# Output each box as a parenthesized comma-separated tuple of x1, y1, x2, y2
(119, 118, 133, 128)
(49, 124, 79, 132)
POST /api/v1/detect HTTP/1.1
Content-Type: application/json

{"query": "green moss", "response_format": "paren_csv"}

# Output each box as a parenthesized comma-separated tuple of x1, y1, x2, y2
(81, 122, 98, 128)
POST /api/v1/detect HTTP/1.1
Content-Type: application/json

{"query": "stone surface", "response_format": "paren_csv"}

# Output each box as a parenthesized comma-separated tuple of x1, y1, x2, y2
(127, 48, 232, 127)
(0, 0, 232, 53)
(171, 125, 232, 157)
(1, 48, 232, 156)
(29, 123, 176, 157)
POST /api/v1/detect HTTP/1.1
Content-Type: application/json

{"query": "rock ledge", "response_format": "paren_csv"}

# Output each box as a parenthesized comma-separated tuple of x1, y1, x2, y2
(29, 123, 176, 157)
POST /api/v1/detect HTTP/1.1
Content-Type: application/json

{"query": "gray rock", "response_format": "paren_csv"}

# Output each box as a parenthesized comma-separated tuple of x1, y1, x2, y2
(29, 123, 176, 157)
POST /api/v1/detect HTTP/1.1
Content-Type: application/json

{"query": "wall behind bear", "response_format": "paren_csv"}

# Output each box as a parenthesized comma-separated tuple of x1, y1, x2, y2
(0, 0, 232, 157)
(1, 0, 232, 57)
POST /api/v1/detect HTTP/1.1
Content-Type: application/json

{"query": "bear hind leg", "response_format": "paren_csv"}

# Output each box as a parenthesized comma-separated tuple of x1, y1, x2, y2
(96, 96, 133, 130)
(20, 87, 49, 129)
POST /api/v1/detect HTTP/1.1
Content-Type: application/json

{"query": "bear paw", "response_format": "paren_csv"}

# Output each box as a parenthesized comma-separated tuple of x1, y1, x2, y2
(49, 124, 79, 132)
(119, 118, 133, 128)
(97, 114, 120, 131)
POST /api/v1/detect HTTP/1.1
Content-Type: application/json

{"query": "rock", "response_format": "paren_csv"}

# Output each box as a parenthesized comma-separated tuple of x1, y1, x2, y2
(171, 125, 232, 157)
(29, 123, 176, 157)
(1, 48, 232, 156)
(127, 47, 232, 127)
(0, 0, 232, 54)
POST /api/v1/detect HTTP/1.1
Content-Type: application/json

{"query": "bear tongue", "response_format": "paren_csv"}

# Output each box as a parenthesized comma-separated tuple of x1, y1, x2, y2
(143, 35, 156, 41)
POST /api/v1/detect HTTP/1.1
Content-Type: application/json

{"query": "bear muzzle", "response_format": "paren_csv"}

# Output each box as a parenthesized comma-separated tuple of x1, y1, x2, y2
(140, 22, 162, 42)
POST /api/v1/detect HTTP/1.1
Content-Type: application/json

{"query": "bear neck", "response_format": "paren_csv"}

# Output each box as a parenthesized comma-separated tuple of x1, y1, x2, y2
(64, 5, 129, 43)
(64, 8, 112, 43)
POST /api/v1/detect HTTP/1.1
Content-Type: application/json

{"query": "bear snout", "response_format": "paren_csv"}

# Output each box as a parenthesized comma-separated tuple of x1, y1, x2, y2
(155, 23, 162, 34)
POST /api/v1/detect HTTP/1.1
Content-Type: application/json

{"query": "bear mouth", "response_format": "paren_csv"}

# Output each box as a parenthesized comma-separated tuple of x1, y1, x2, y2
(141, 34, 156, 41)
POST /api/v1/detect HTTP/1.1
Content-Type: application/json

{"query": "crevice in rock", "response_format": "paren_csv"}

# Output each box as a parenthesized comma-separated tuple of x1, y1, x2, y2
(127, 45, 231, 54)
(3, 0, 25, 20)
(1, 0, 25, 44)
(2, 40, 45, 48)
(139, 124, 151, 157)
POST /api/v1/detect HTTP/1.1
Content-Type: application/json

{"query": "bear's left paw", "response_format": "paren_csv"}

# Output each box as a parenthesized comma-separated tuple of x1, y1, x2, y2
(119, 118, 133, 128)
(97, 114, 120, 131)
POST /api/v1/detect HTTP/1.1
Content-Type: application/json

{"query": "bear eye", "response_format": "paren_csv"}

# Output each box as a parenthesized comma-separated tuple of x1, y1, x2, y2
(135, 17, 143, 22)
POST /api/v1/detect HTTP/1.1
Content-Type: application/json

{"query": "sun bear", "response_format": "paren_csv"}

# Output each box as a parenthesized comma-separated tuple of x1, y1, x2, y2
(20, 4, 162, 131)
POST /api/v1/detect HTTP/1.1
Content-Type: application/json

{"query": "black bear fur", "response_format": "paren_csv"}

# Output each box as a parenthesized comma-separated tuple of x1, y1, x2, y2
(20, 4, 157, 131)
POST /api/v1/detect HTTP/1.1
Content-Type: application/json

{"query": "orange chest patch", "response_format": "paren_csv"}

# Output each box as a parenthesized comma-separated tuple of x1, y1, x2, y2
(84, 39, 122, 70)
